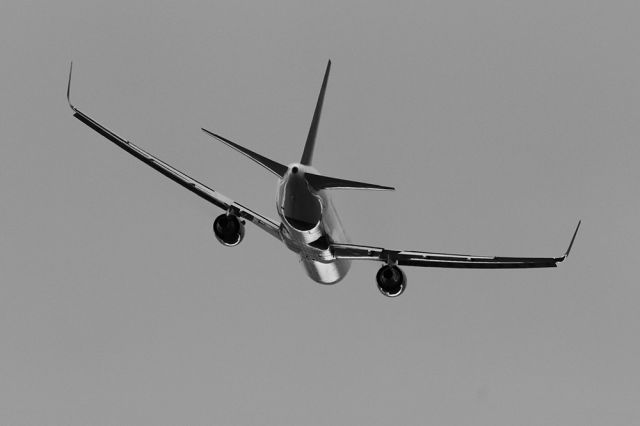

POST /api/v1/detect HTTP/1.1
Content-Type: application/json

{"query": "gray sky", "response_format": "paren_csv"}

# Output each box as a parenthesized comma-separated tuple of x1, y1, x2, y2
(1, 0, 639, 424)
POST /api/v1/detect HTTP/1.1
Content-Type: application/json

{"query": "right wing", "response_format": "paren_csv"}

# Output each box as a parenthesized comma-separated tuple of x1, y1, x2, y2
(332, 221, 581, 269)
(67, 63, 282, 241)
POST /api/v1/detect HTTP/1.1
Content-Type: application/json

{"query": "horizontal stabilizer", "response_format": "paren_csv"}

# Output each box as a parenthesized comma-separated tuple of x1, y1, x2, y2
(202, 128, 288, 178)
(305, 172, 394, 191)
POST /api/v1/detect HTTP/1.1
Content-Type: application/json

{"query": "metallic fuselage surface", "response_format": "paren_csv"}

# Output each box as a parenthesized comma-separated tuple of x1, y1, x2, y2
(277, 164, 351, 284)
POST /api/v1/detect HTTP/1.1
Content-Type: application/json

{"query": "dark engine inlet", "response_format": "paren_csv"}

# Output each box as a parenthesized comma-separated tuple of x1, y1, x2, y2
(376, 265, 407, 297)
(213, 214, 245, 247)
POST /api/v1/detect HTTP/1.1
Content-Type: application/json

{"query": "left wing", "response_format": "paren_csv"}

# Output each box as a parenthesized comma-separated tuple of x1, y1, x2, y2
(331, 221, 580, 269)
(67, 63, 282, 241)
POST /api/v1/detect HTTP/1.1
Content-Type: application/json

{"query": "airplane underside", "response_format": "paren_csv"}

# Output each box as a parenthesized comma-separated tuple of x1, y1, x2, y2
(300, 258, 351, 285)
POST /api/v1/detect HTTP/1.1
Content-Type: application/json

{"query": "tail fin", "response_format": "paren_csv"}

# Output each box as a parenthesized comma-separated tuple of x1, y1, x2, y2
(300, 60, 331, 166)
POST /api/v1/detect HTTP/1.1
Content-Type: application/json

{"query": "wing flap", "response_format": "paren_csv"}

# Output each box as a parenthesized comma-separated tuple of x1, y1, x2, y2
(72, 110, 231, 210)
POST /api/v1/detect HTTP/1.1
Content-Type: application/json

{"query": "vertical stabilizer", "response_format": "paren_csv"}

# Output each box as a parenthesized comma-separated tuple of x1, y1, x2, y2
(300, 60, 331, 166)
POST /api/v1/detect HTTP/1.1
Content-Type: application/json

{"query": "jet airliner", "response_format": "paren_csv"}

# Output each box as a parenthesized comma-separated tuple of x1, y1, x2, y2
(67, 61, 580, 297)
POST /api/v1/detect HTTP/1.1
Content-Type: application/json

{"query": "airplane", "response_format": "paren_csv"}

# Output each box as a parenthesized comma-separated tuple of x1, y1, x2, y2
(67, 61, 580, 297)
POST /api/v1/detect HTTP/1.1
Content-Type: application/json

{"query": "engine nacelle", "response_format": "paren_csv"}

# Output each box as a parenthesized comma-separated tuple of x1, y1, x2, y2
(213, 214, 245, 247)
(376, 265, 407, 297)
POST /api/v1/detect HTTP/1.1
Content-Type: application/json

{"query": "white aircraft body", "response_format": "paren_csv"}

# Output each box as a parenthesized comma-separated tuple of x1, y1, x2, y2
(67, 61, 580, 297)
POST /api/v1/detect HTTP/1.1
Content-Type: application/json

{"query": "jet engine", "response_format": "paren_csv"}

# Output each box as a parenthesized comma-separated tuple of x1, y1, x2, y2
(213, 214, 245, 247)
(376, 265, 407, 297)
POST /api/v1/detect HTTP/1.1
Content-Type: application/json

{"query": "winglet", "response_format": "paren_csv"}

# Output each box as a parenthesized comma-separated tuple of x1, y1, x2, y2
(67, 61, 76, 111)
(563, 220, 581, 259)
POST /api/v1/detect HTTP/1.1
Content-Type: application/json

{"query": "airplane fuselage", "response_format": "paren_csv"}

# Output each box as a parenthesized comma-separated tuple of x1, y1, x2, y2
(277, 164, 351, 284)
